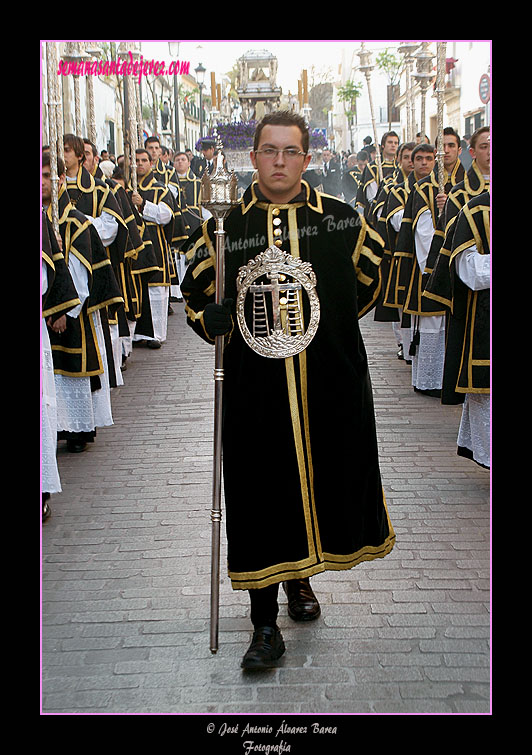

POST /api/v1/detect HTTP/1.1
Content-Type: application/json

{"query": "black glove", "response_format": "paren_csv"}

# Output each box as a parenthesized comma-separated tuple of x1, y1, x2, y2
(203, 298, 233, 337)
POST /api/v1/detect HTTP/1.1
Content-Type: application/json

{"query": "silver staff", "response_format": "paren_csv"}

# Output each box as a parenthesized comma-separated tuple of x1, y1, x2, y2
(435, 42, 447, 209)
(200, 135, 239, 654)
(45, 42, 61, 239)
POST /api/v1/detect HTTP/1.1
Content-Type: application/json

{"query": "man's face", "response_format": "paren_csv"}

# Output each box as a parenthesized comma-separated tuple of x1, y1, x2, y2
(399, 148, 413, 174)
(83, 144, 97, 174)
(63, 143, 80, 172)
(146, 141, 161, 161)
(202, 146, 215, 162)
(42, 166, 64, 203)
(250, 124, 311, 204)
(174, 154, 190, 175)
(470, 132, 490, 173)
(136, 151, 153, 177)
(442, 134, 461, 168)
(42, 165, 52, 203)
(382, 135, 399, 159)
(322, 149, 332, 164)
(413, 150, 435, 179)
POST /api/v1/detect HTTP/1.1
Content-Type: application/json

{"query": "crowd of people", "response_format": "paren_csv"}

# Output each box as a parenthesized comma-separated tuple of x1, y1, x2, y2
(42, 122, 490, 531)
(41, 133, 213, 521)
(42, 110, 490, 671)
(305, 127, 490, 471)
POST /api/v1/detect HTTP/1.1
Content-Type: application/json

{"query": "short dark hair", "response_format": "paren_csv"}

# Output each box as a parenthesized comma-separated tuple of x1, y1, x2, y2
(145, 136, 160, 147)
(357, 150, 368, 161)
(136, 148, 152, 160)
(436, 127, 461, 149)
(470, 126, 489, 150)
(398, 141, 416, 158)
(411, 142, 436, 160)
(42, 151, 65, 176)
(63, 133, 85, 162)
(253, 110, 309, 153)
(83, 138, 98, 157)
(381, 131, 399, 147)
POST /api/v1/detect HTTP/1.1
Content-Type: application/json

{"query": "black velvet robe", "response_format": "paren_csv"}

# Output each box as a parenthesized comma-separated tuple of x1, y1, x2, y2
(181, 181, 396, 590)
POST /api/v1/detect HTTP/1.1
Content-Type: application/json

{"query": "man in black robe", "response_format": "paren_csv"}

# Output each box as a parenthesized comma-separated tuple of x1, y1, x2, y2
(181, 111, 395, 670)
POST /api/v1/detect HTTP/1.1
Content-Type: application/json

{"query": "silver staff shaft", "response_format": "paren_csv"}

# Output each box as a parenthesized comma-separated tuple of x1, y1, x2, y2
(200, 134, 239, 654)
(210, 217, 226, 654)
(436, 42, 447, 216)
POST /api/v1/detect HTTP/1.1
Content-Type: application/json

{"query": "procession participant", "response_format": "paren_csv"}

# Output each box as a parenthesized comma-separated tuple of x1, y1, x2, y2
(381, 144, 420, 363)
(130, 148, 175, 348)
(83, 138, 142, 369)
(422, 127, 490, 315)
(41, 211, 80, 521)
(145, 135, 188, 299)
(181, 110, 395, 670)
(442, 191, 490, 467)
(172, 150, 211, 300)
(391, 143, 447, 396)
(320, 148, 342, 197)
(44, 155, 102, 452)
(62, 133, 129, 387)
(43, 153, 125, 447)
(341, 153, 363, 206)
(190, 137, 217, 179)
(112, 165, 161, 349)
(434, 127, 465, 216)
(355, 132, 399, 222)
(372, 142, 415, 356)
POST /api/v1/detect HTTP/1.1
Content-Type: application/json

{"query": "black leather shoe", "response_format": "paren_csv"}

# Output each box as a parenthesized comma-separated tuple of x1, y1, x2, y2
(241, 625, 285, 670)
(282, 578, 321, 621)
(67, 440, 87, 453)
(147, 339, 162, 349)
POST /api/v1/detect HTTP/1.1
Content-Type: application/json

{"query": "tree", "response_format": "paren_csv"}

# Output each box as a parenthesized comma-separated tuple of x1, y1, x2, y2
(376, 48, 403, 130)
(336, 80, 363, 127)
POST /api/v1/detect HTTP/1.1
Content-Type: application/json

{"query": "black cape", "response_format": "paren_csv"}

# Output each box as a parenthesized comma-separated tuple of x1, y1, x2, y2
(441, 191, 490, 404)
(182, 181, 395, 590)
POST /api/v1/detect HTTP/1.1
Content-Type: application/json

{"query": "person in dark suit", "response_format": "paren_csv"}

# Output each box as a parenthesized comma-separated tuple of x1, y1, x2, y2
(320, 148, 342, 197)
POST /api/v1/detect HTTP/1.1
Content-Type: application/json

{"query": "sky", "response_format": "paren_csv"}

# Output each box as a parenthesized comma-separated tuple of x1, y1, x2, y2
(138, 40, 400, 93)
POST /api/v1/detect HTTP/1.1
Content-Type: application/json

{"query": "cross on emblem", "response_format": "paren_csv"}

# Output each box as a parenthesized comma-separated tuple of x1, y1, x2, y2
(250, 272, 302, 334)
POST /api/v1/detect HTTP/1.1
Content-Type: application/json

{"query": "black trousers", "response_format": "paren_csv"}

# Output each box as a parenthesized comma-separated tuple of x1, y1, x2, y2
(249, 583, 280, 628)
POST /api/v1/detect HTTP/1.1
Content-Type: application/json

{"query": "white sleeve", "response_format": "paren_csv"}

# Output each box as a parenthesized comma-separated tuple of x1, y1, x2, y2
(66, 254, 90, 318)
(366, 181, 378, 202)
(390, 207, 404, 232)
(414, 208, 435, 271)
(143, 199, 173, 225)
(86, 211, 119, 246)
(167, 184, 178, 199)
(455, 245, 491, 290)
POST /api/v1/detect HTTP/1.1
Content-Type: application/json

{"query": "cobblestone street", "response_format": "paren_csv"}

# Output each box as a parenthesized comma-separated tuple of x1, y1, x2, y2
(41, 306, 491, 716)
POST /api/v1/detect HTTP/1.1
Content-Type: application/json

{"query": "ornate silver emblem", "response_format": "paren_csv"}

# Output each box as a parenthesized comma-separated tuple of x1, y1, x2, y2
(235, 246, 320, 358)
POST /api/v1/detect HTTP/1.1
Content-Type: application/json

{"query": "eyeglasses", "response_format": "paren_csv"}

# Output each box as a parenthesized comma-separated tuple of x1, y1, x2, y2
(255, 148, 307, 159)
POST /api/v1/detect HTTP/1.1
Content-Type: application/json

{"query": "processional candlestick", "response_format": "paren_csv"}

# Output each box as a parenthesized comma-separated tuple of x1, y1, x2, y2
(45, 41, 61, 239)
(435, 42, 447, 200)
(413, 42, 435, 143)
(83, 42, 102, 146)
(199, 134, 239, 654)
(398, 42, 419, 142)
(357, 43, 383, 184)
(63, 41, 89, 136)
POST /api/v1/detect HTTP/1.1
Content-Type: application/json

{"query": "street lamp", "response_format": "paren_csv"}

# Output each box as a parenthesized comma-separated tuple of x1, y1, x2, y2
(195, 62, 206, 139)
(168, 42, 181, 152)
